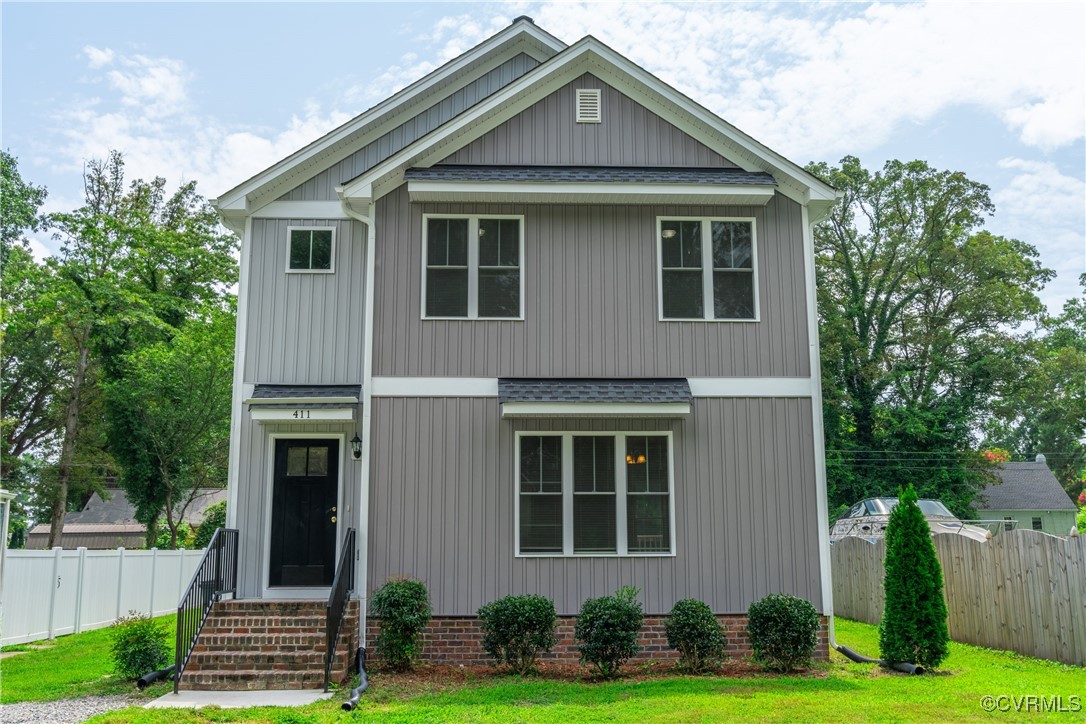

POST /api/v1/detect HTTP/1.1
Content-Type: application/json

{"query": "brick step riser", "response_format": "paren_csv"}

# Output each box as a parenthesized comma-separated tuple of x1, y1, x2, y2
(203, 616, 329, 627)
(187, 652, 326, 667)
(183, 673, 329, 691)
(213, 604, 330, 615)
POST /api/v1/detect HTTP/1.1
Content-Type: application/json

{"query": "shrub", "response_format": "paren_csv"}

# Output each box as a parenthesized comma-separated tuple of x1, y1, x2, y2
(477, 594, 557, 674)
(574, 586, 643, 678)
(370, 578, 431, 671)
(110, 611, 170, 679)
(746, 594, 820, 672)
(1077, 506, 1086, 535)
(665, 599, 726, 672)
(193, 500, 227, 548)
(153, 522, 193, 550)
(879, 484, 949, 669)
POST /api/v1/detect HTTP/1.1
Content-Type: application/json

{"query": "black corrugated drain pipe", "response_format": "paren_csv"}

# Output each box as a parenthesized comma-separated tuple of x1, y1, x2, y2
(834, 644, 924, 675)
(342, 647, 369, 711)
(136, 665, 175, 689)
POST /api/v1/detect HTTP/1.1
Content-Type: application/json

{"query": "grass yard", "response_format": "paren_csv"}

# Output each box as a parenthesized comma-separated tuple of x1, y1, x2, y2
(4, 617, 1082, 722)
(0, 614, 176, 703)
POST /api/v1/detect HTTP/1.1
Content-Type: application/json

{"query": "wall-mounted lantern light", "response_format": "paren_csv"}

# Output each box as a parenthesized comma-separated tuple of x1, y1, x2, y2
(350, 434, 362, 460)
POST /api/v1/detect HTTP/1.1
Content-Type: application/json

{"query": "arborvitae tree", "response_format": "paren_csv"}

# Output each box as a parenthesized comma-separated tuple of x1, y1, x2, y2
(879, 484, 949, 668)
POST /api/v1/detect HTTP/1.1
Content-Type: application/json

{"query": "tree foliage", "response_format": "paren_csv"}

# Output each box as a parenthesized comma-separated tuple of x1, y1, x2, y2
(879, 484, 949, 669)
(810, 157, 1054, 516)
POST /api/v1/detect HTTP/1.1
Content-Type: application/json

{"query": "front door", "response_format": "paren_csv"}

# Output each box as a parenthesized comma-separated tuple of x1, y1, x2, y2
(269, 438, 339, 587)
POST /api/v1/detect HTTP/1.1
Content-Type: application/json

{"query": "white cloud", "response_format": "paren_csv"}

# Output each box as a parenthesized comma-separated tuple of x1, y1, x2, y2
(448, 1, 1086, 160)
(990, 158, 1085, 311)
(52, 49, 350, 205)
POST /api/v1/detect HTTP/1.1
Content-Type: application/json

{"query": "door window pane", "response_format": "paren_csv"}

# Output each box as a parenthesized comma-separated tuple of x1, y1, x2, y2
(286, 447, 307, 476)
(307, 446, 328, 476)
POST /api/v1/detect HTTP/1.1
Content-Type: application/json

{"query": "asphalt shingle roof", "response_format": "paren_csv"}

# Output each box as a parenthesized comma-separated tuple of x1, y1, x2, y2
(252, 384, 361, 400)
(976, 462, 1077, 511)
(498, 378, 692, 404)
(406, 165, 777, 186)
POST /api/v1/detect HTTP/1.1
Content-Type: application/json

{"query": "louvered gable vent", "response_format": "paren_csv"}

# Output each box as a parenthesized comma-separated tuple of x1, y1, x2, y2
(575, 88, 601, 123)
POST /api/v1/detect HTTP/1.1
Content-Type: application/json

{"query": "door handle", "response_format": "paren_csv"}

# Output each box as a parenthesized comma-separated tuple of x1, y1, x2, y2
(331, 516, 337, 523)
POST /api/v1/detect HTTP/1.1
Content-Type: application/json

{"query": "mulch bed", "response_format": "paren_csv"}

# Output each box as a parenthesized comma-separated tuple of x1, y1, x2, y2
(364, 658, 828, 696)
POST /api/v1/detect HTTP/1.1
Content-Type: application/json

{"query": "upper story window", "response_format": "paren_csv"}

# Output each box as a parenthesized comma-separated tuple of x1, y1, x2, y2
(287, 227, 335, 273)
(658, 217, 757, 321)
(516, 432, 674, 557)
(423, 215, 523, 319)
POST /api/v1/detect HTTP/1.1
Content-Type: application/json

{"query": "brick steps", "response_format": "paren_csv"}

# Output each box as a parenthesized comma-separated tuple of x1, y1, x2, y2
(179, 599, 359, 691)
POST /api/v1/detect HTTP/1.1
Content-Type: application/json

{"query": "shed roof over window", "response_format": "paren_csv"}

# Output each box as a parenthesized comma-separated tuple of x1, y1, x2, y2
(498, 378, 691, 418)
(405, 165, 776, 205)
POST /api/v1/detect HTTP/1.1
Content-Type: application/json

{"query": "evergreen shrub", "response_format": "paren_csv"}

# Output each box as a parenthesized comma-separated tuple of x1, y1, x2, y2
(371, 578, 431, 671)
(477, 594, 557, 674)
(746, 594, 820, 672)
(574, 586, 644, 678)
(665, 598, 726, 672)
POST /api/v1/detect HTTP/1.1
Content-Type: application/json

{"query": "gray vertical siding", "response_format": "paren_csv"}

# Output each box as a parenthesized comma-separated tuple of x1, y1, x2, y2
(373, 187, 809, 377)
(235, 413, 362, 598)
(279, 53, 541, 202)
(367, 396, 823, 615)
(440, 73, 737, 167)
(244, 218, 366, 384)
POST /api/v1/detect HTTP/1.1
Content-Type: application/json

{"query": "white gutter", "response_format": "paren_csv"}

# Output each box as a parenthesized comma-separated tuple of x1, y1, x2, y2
(341, 199, 377, 654)
(802, 204, 837, 649)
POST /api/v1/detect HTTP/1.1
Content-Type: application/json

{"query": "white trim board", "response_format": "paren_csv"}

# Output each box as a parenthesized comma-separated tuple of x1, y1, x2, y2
(407, 181, 774, 206)
(502, 402, 690, 418)
(251, 408, 356, 423)
(252, 201, 349, 219)
(369, 377, 814, 398)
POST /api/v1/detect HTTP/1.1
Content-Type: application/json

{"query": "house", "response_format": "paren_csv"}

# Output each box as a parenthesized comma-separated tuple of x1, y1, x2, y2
(194, 17, 839, 690)
(976, 455, 1078, 536)
(25, 486, 226, 549)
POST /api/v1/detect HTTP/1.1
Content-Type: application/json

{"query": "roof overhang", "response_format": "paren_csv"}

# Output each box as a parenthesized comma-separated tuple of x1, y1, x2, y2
(498, 378, 692, 418)
(408, 180, 775, 206)
(246, 384, 360, 423)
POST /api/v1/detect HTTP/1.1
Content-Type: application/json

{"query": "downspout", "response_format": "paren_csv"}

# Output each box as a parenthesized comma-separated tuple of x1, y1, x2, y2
(802, 202, 922, 677)
(339, 192, 376, 668)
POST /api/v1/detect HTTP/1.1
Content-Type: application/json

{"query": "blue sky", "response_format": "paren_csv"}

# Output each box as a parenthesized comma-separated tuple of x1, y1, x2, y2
(2, 1, 1083, 312)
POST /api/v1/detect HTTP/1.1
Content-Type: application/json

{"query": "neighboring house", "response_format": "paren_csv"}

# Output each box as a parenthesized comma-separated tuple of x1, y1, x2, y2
(25, 486, 226, 549)
(194, 17, 840, 690)
(976, 455, 1078, 536)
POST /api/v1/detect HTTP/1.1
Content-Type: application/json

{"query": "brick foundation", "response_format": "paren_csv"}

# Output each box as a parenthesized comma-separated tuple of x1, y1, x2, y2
(365, 614, 830, 666)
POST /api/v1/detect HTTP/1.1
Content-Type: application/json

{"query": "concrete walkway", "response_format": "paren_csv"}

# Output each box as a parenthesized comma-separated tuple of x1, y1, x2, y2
(147, 690, 334, 709)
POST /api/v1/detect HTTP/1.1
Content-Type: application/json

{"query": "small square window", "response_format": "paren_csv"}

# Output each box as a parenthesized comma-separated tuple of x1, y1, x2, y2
(288, 228, 335, 272)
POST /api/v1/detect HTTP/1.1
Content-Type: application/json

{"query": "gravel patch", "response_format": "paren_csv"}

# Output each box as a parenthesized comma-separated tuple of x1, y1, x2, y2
(0, 695, 134, 724)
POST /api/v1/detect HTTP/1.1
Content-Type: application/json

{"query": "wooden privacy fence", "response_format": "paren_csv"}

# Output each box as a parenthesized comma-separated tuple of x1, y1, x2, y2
(831, 530, 1086, 666)
(0, 547, 204, 645)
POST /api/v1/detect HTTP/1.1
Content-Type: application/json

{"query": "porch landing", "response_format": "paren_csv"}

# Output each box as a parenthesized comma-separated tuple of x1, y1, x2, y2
(181, 599, 359, 691)
(148, 690, 333, 708)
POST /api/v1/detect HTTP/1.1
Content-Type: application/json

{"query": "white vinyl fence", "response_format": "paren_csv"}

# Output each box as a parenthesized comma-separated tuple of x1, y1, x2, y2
(1, 547, 204, 645)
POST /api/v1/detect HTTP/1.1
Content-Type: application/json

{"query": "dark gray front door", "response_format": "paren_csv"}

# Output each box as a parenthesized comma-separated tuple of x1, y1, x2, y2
(269, 439, 338, 587)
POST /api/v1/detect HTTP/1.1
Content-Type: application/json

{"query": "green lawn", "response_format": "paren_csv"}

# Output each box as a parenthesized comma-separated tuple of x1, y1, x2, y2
(0, 615, 176, 703)
(4, 617, 1082, 722)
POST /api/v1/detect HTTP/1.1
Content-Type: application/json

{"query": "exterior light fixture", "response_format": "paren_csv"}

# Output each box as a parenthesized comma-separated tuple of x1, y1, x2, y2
(350, 434, 362, 460)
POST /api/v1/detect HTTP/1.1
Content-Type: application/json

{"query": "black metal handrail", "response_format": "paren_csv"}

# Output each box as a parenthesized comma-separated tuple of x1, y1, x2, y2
(174, 527, 239, 693)
(324, 527, 356, 691)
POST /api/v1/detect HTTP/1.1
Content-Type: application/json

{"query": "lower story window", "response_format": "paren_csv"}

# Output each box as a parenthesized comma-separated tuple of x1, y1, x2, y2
(516, 432, 673, 556)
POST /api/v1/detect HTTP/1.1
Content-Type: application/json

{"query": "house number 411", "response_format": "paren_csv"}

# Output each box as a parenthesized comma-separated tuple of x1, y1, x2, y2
(292, 410, 311, 419)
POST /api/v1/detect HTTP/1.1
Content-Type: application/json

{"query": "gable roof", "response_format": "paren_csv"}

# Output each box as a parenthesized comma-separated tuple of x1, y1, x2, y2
(213, 18, 565, 228)
(976, 462, 1077, 511)
(339, 34, 837, 215)
(215, 20, 839, 230)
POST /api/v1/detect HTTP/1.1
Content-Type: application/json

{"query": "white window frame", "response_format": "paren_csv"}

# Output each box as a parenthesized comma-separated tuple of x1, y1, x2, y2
(513, 431, 676, 558)
(421, 213, 525, 320)
(656, 216, 759, 322)
(286, 226, 336, 274)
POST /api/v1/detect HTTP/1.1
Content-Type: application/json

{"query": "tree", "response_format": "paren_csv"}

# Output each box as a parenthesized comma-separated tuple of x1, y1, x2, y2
(1, 152, 57, 481)
(879, 484, 949, 669)
(104, 304, 234, 548)
(985, 276, 1086, 499)
(41, 151, 237, 547)
(809, 157, 1054, 515)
